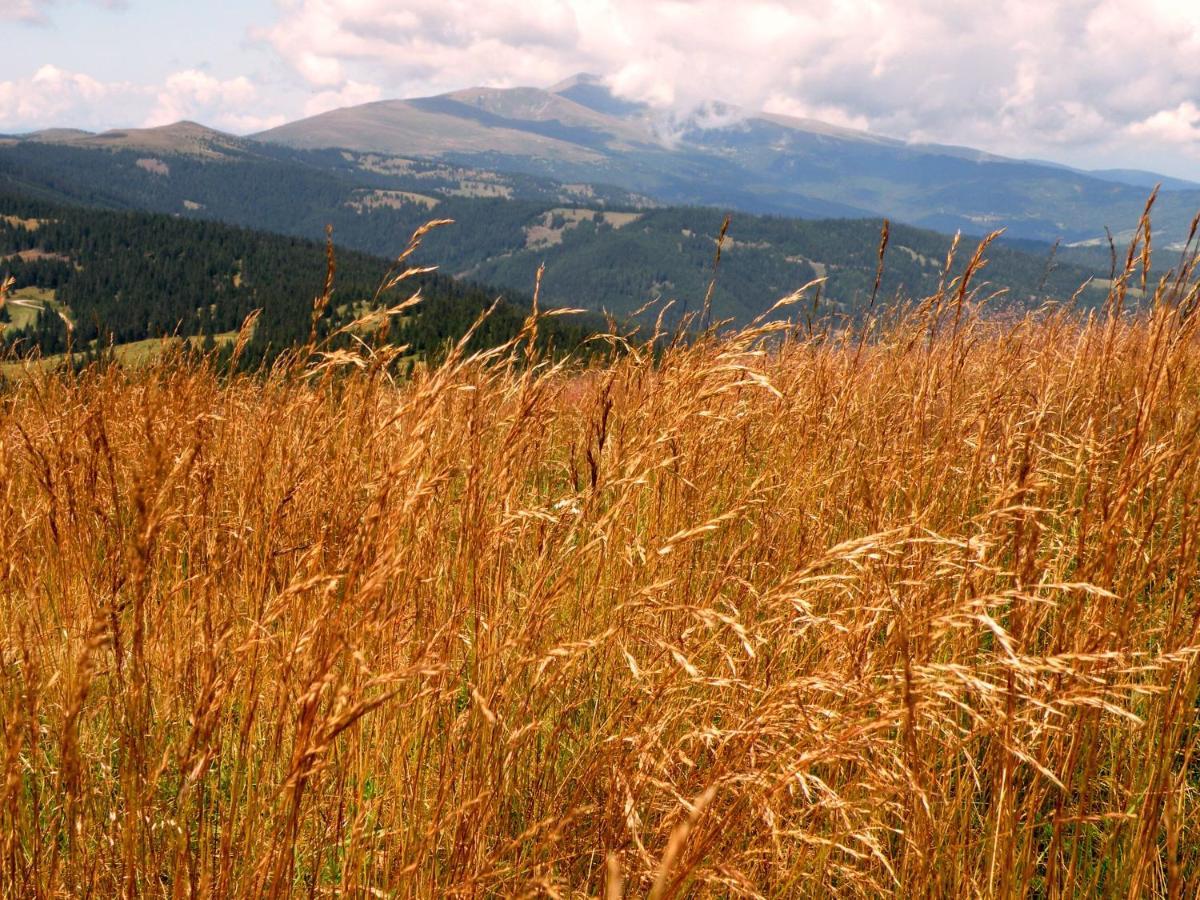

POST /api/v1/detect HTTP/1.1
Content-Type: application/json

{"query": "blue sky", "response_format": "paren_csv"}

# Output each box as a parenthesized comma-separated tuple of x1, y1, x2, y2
(7, 1, 277, 84)
(2, 0, 1199, 179)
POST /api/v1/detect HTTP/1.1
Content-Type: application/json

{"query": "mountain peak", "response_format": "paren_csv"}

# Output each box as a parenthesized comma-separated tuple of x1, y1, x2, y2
(547, 72, 605, 93)
(249, 76, 1200, 244)
(547, 74, 647, 118)
(18, 127, 95, 143)
(154, 120, 217, 133)
(12, 120, 247, 157)
(109, 120, 231, 138)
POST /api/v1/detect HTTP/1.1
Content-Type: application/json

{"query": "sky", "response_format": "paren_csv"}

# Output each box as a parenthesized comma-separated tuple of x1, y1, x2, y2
(2, 0, 1199, 179)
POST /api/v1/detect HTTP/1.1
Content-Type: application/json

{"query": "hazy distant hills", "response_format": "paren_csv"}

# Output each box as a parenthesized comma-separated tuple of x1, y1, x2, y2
(0, 125, 653, 217)
(4, 121, 253, 157)
(252, 74, 1200, 244)
(0, 126, 1111, 324)
(7, 75, 1199, 245)
(1068, 168, 1200, 193)
(1, 83, 1187, 324)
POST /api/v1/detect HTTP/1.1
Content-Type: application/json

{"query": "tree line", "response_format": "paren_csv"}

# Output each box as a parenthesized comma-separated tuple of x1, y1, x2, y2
(0, 191, 598, 367)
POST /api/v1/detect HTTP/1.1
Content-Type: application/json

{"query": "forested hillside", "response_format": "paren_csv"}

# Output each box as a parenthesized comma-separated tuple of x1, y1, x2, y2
(0, 139, 646, 231)
(0, 192, 595, 367)
(445, 209, 1111, 320)
(0, 140, 1113, 322)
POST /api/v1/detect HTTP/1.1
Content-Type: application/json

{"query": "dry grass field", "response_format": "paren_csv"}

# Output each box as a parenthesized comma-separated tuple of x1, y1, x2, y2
(3, 219, 1200, 897)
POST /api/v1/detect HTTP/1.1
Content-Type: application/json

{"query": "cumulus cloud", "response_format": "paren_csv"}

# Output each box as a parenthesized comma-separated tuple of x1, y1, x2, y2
(0, 65, 130, 128)
(0, 65, 280, 134)
(3, 0, 1198, 172)
(145, 70, 283, 132)
(304, 80, 382, 117)
(259, 0, 1200, 173)
(1129, 102, 1200, 155)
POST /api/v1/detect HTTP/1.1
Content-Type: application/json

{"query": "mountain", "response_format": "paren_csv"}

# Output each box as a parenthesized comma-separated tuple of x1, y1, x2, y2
(1023, 157, 1200, 193)
(256, 97, 606, 164)
(253, 74, 1200, 245)
(255, 79, 871, 220)
(0, 134, 1112, 326)
(0, 189, 596, 368)
(1084, 169, 1200, 192)
(437, 207, 1109, 323)
(8, 77, 1197, 246)
(0, 125, 651, 213)
(4, 121, 252, 158)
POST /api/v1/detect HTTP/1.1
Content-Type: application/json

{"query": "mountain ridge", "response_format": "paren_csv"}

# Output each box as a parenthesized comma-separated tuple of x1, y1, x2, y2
(248, 75, 1200, 244)
(7, 75, 1198, 243)
(3, 121, 250, 158)
(0, 134, 1114, 326)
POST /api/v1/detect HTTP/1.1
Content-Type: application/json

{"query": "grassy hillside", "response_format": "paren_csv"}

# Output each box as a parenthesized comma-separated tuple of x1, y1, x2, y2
(0, 138, 648, 225)
(2, 238, 1199, 894)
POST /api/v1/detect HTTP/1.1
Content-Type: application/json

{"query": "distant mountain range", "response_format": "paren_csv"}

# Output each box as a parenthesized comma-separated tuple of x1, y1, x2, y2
(253, 74, 1200, 244)
(8, 120, 248, 157)
(0, 122, 1114, 326)
(5, 74, 1198, 246)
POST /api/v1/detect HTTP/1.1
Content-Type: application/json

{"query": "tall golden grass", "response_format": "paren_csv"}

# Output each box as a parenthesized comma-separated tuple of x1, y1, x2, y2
(3, 214, 1200, 897)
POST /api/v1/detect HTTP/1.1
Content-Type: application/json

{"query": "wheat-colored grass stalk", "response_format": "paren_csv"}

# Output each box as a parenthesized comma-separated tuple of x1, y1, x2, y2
(2, 225, 1200, 897)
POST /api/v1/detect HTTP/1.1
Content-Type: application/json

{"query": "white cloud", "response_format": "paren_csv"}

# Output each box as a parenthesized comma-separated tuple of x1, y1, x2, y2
(145, 70, 262, 130)
(762, 96, 871, 133)
(304, 80, 381, 117)
(2, 1, 1198, 173)
(220, 112, 289, 132)
(257, 0, 1200, 174)
(0, 65, 279, 135)
(0, 65, 129, 128)
(1129, 102, 1200, 154)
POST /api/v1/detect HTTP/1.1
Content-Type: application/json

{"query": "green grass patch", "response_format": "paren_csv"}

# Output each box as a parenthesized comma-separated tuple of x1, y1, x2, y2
(4, 286, 62, 330)
(1, 330, 238, 377)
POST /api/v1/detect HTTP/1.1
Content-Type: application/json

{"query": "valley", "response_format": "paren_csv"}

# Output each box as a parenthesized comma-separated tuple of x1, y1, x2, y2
(1, 116, 1122, 348)
(0, 190, 597, 370)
